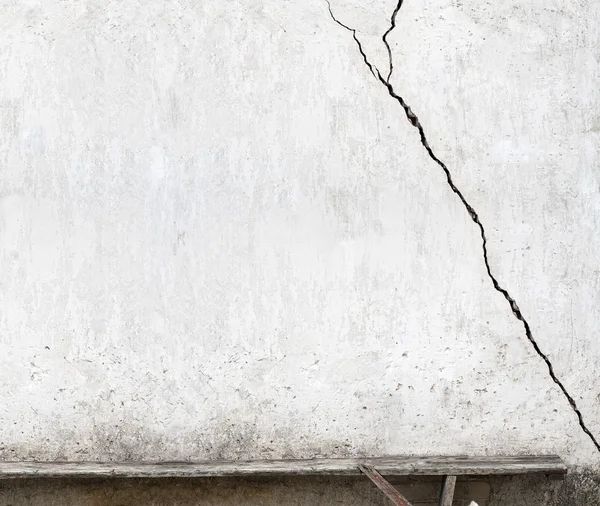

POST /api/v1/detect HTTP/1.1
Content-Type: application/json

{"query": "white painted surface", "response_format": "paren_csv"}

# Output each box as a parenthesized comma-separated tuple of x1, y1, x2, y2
(0, 0, 599, 470)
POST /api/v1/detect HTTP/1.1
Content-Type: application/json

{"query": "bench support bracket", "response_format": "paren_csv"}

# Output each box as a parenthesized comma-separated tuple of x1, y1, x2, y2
(438, 475, 457, 506)
(358, 464, 414, 506)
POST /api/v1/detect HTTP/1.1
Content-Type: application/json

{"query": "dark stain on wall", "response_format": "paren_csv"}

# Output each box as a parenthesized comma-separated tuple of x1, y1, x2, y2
(1, 470, 599, 506)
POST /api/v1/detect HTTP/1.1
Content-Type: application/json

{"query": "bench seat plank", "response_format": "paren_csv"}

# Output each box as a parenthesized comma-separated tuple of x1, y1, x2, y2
(0, 456, 567, 480)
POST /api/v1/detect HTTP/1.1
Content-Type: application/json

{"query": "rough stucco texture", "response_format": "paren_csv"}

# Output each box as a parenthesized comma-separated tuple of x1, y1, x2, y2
(1, 0, 599, 504)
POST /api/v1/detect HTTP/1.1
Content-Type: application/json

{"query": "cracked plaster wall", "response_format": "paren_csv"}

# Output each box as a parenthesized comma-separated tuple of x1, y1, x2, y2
(0, 0, 599, 504)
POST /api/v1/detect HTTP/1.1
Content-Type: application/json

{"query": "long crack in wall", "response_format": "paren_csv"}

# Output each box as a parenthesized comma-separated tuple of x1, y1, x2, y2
(325, 0, 600, 453)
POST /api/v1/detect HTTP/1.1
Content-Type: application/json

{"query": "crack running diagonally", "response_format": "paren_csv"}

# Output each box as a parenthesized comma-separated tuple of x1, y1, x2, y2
(382, 0, 404, 82)
(326, 1, 600, 453)
(325, 1, 378, 80)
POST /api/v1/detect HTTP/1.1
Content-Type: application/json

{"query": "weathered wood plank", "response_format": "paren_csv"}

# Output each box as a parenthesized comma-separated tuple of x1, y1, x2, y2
(359, 465, 414, 506)
(438, 475, 457, 506)
(0, 456, 567, 480)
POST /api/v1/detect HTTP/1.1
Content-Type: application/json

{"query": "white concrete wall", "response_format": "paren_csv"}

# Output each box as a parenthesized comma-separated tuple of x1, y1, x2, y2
(1, 0, 599, 487)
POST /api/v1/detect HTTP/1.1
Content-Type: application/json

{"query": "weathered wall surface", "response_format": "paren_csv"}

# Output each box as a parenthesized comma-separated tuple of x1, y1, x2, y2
(0, 473, 599, 506)
(1, 0, 599, 504)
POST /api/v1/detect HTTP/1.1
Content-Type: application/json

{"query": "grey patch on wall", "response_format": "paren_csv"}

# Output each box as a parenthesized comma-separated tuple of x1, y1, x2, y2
(0, 476, 385, 506)
(488, 469, 600, 506)
(0, 419, 372, 462)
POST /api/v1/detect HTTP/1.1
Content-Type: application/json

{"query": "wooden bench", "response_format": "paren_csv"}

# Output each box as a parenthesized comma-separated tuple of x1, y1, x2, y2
(0, 456, 567, 506)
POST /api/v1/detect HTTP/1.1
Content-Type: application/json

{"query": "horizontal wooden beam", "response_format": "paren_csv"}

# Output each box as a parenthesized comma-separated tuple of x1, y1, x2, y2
(0, 456, 567, 480)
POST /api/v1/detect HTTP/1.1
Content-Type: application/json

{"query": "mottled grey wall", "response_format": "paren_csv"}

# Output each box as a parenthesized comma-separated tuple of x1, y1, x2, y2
(1, 0, 599, 504)
(0, 472, 598, 505)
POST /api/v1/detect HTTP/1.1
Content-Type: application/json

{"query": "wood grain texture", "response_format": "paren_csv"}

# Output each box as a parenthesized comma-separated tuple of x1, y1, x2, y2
(438, 475, 457, 506)
(0, 456, 567, 480)
(359, 465, 414, 506)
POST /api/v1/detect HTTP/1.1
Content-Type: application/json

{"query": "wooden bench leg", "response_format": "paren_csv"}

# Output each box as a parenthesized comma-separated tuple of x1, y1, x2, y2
(358, 465, 414, 506)
(439, 475, 457, 506)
